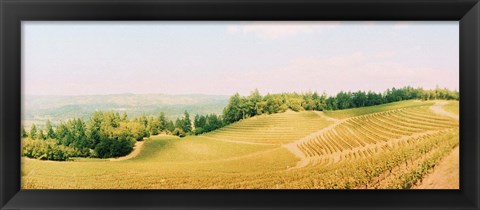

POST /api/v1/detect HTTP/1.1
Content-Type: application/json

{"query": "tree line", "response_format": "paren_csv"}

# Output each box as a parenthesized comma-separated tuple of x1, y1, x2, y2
(221, 86, 458, 124)
(22, 86, 458, 161)
(22, 111, 193, 160)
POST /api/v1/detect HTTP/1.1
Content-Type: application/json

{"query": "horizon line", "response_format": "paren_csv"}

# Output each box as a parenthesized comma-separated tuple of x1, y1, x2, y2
(23, 85, 459, 97)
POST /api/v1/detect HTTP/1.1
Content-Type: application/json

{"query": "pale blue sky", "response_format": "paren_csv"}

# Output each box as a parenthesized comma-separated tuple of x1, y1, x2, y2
(22, 21, 459, 96)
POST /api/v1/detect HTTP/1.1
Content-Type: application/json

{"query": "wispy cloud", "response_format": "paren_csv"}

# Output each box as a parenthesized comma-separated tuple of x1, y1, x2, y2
(226, 22, 339, 39)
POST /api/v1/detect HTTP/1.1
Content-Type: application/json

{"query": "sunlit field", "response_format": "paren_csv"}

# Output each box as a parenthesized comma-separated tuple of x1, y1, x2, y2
(22, 100, 459, 189)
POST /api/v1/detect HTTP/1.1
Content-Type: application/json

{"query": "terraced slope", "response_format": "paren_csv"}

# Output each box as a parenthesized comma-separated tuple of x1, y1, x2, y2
(286, 102, 458, 169)
(21, 100, 459, 189)
(204, 111, 332, 144)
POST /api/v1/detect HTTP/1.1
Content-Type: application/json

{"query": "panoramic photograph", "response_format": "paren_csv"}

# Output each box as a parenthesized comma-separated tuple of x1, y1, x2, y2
(21, 21, 459, 189)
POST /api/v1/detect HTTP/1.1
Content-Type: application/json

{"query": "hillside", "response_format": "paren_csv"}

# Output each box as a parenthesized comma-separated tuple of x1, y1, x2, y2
(204, 111, 332, 145)
(22, 100, 459, 189)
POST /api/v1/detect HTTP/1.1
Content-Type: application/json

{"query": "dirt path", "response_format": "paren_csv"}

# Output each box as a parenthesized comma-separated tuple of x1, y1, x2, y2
(283, 116, 343, 155)
(430, 101, 459, 120)
(413, 146, 459, 189)
(412, 101, 459, 189)
(109, 140, 145, 161)
(283, 102, 458, 170)
(284, 109, 410, 169)
(314, 111, 341, 123)
(282, 112, 345, 168)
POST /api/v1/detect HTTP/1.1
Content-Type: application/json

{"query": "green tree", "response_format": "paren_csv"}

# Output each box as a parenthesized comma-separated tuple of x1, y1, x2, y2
(158, 112, 168, 132)
(29, 124, 38, 139)
(45, 119, 56, 139)
(21, 126, 28, 138)
(314, 92, 327, 111)
(147, 116, 160, 135)
(166, 120, 175, 133)
(70, 119, 88, 155)
(245, 89, 262, 117)
(288, 97, 304, 111)
(301, 92, 317, 110)
(263, 94, 282, 114)
(173, 128, 186, 137)
(352, 91, 367, 107)
(194, 114, 207, 131)
(223, 93, 243, 124)
(37, 130, 47, 140)
(121, 112, 128, 121)
(181, 110, 192, 133)
(86, 111, 105, 149)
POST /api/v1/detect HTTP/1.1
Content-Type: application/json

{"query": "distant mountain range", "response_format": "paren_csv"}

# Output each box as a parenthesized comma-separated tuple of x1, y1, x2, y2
(23, 94, 229, 127)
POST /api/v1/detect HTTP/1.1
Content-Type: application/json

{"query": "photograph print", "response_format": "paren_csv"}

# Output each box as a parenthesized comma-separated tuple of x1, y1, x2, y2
(21, 21, 459, 189)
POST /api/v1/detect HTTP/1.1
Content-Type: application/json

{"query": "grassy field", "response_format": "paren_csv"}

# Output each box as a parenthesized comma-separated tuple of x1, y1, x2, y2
(204, 111, 332, 144)
(22, 100, 459, 189)
(443, 101, 459, 116)
(323, 100, 436, 119)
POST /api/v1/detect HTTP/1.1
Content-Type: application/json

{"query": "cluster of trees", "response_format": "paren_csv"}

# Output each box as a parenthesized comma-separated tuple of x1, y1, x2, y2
(325, 86, 458, 110)
(22, 109, 229, 160)
(21, 86, 459, 161)
(22, 138, 77, 161)
(221, 86, 459, 124)
(21, 111, 194, 160)
(170, 111, 225, 136)
(193, 113, 224, 135)
(221, 89, 332, 125)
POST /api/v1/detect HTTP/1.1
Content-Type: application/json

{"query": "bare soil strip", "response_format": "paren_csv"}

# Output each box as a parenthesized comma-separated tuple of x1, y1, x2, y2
(282, 115, 344, 161)
(430, 101, 459, 120)
(412, 101, 459, 189)
(413, 146, 459, 189)
(109, 140, 145, 161)
(283, 102, 457, 170)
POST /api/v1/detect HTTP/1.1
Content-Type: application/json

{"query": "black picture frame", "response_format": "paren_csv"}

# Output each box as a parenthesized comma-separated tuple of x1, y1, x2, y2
(1, 0, 479, 209)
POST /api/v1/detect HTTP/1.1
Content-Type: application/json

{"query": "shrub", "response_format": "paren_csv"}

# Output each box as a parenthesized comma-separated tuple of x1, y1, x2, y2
(172, 128, 186, 137)
(22, 138, 77, 161)
(94, 136, 135, 158)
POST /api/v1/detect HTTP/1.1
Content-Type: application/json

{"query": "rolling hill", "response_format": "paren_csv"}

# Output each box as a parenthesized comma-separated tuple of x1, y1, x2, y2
(22, 100, 459, 189)
(23, 94, 229, 127)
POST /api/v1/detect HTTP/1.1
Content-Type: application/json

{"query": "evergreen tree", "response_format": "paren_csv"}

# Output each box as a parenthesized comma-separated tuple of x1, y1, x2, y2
(87, 111, 104, 149)
(46, 119, 56, 139)
(182, 111, 192, 133)
(246, 89, 262, 117)
(223, 93, 243, 124)
(158, 112, 168, 132)
(29, 124, 37, 139)
(147, 116, 160, 135)
(37, 130, 47, 140)
(121, 112, 128, 121)
(166, 120, 175, 133)
(21, 126, 28, 138)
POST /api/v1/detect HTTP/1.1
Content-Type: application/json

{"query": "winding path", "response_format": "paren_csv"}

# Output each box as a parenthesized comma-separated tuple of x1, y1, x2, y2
(430, 101, 459, 120)
(413, 101, 459, 189)
(109, 140, 145, 161)
(282, 112, 346, 168)
(283, 101, 457, 169)
(413, 146, 459, 189)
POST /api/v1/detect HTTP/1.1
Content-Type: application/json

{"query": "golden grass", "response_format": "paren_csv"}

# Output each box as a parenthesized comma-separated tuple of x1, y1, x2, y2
(22, 100, 459, 189)
(443, 101, 459, 116)
(323, 100, 434, 119)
